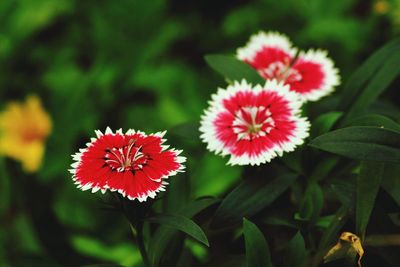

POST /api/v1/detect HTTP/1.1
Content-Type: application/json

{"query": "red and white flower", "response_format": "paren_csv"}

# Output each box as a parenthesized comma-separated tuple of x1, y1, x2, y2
(237, 31, 340, 102)
(200, 80, 310, 166)
(69, 128, 185, 202)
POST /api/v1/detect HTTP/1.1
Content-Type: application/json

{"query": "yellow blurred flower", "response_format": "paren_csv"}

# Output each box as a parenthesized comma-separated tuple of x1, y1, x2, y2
(373, 0, 390, 14)
(0, 95, 52, 173)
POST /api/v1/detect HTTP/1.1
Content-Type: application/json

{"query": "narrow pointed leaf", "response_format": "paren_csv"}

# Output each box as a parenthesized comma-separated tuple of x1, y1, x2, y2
(311, 111, 343, 137)
(318, 206, 349, 250)
(314, 206, 350, 265)
(162, 173, 190, 213)
(146, 213, 209, 247)
(356, 161, 384, 240)
(338, 38, 400, 112)
(149, 198, 219, 266)
(309, 126, 400, 163)
(283, 232, 307, 267)
(330, 180, 356, 210)
(346, 114, 400, 133)
(299, 183, 324, 223)
(204, 54, 264, 84)
(243, 218, 273, 267)
(341, 44, 400, 124)
(211, 174, 296, 228)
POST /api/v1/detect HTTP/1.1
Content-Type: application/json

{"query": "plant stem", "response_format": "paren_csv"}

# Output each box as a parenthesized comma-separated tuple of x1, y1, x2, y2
(364, 234, 400, 246)
(136, 222, 151, 267)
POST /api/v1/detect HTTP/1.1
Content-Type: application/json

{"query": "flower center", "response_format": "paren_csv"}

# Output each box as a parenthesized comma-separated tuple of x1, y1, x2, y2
(232, 106, 275, 141)
(259, 61, 302, 83)
(105, 139, 147, 172)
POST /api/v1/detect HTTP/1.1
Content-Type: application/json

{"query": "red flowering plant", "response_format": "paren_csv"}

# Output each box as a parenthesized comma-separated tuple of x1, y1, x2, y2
(198, 31, 400, 267)
(70, 128, 185, 202)
(236, 31, 340, 102)
(200, 79, 310, 165)
(66, 31, 400, 267)
(70, 127, 189, 265)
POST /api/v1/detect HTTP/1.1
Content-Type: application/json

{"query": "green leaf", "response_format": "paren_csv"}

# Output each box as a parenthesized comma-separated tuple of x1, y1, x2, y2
(318, 206, 349, 251)
(149, 198, 219, 266)
(309, 126, 400, 163)
(314, 207, 350, 266)
(315, 215, 336, 229)
(264, 215, 298, 229)
(340, 39, 400, 124)
(311, 111, 343, 137)
(243, 218, 273, 267)
(72, 236, 140, 267)
(338, 38, 400, 112)
(330, 180, 356, 210)
(345, 114, 400, 133)
(146, 214, 209, 247)
(192, 154, 242, 197)
(211, 174, 296, 228)
(283, 232, 307, 267)
(356, 161, 384, 240)
(204, 54, 264, 84)
(308, 156, 339, 182)
(162, 173, 190, 213)
(299, 183, 324, 223)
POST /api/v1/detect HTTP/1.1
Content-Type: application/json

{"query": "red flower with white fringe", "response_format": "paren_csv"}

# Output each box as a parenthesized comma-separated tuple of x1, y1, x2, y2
(200, 80, 310, 166)
(236, 31, 340, 102)
(69, 128, 185, 202)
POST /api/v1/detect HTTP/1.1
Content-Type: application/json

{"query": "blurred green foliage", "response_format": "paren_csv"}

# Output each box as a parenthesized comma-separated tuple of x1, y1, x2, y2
(0, 0, 399, 266)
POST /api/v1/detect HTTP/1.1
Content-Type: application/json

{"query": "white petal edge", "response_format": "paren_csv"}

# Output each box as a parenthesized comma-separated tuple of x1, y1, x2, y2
(199, 79, 310, 166)
(294, 49, 341, 102)
(236, 31, 297, 62)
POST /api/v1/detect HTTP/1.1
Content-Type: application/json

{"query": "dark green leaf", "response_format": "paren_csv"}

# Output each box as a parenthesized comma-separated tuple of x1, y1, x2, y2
(149, 198, 219, 266)
(330, 180, 356, 210)
(280, 149, 304, 174)
(162, 173, 190, 213)
(264, 215, 298, 229)
(318, 206, 349, 250)
(243, 218, 273, 267)
(283, 232, 307, 267)
(211, 174, 296, 228)
(146, 213, 209, 247)
(204, 54, 264, 84)
(338, 38, 400, 112)
(356, 161, 384, 240)
(314, 207, 350, 267)
(315, 215, 336, 229)
(299, 183, 324, 223)
(346, 114, 400, 133)
(309, 126, 400, 163)
(309, 156, 339, 182)
(311, 111, 343, 137)
(341, 42, 400, 124)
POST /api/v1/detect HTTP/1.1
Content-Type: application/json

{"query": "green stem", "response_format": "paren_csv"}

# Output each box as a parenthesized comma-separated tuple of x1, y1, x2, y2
(364, 234, 400, 246)
(136, 222, 151, 267)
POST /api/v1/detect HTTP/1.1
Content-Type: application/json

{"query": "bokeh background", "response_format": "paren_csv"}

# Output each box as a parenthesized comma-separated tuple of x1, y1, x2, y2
(1, 0, 399, 266)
